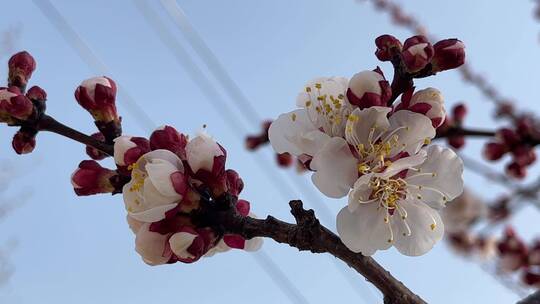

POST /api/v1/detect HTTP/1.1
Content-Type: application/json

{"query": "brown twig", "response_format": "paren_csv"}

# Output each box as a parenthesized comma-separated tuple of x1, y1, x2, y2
(35, 114, 114, 156)
(518, 290, 540, 304)
(204, 196, 427, 304)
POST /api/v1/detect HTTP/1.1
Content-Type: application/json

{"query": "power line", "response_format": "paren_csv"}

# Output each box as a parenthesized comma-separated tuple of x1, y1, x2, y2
(32, 0, 156, 132)
(157, 0, 379, 301)
(33, 1, 308, 303)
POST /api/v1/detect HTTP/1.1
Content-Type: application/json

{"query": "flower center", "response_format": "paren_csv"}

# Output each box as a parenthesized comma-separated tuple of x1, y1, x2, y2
(369, 177, 407, 209)
(302, 82, 348, 136)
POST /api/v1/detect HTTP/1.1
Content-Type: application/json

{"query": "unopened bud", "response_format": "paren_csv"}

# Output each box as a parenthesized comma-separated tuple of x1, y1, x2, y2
(347, 69, 391, 109)
(71, 160, 116, 196)
(12, 129, 36, 154)
(483, 142, 507, 161)
(150, 125, 188, 159)
(374, 34, 402, 61)
(8, 51, 36, 91)
(432, 39, 466, 72)
(401, 35, 433, 73)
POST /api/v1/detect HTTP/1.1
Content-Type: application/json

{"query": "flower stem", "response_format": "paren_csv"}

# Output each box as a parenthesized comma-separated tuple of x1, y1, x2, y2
(36, 114, 114, 156)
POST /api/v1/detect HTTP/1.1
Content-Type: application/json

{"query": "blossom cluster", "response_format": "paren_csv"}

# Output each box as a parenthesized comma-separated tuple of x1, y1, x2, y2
(268, 35, 465, 256)
(483, 104, 540, 179)
(69, 78, 262, 265)
(0, 51, 46, 154)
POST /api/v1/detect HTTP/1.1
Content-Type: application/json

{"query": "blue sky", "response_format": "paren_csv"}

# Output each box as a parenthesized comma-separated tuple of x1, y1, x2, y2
(0, 0, 539, 303)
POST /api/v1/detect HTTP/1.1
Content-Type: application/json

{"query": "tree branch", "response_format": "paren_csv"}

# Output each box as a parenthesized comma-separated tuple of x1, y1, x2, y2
(435, 126, 496, 139)
(35, 114, 114, 156)
(206, 197, 427, 304)
(518, 290, 540, 304)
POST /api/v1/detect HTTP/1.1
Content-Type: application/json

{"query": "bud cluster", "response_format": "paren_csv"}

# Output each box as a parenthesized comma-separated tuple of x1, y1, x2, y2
(483, 115, 539, 179)
(375, 34, 465, 75)
(0, 51, 47, 155)
(74, 122, 262, 265)
(436, 103, 468, 149)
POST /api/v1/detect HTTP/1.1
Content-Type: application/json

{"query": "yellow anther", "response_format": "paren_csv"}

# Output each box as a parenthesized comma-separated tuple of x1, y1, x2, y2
(348, 114, 359, 122)
(432, 173, 437, 177)
(291, 113, 297, 121)
(305, 87, 312, 92)
(384, 217, 389, 223)
(338, 94, 344, 99)
(424, 138, 431, 145)
(430, 223, 437, 231)
(314, 83, 322, 89)
(417, 194, 422, 200)
(305, 101, 312, 107)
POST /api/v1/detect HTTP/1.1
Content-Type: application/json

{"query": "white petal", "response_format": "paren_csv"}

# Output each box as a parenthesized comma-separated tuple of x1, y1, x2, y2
(387, 110, 435, 157)
(135, 223, 172, 265)
(347, 174, 375, 212)
(113, 136, 136, 166)
(142, 178, 180, 208)
(345, 107, 391, 147)
(204, 240, 231, 257)
(140, 149, 183, 172)
(186, 133, 224, 173)
(268, 109, 327, 156)
(391, 199, 444, 256)
(169, 232, 197, 259)
(311, 137, 357, 198)
(122, 181, 145, 213)
(126, 214, 144, 234)
(146, 159, 183, 198)
(129, 203, 178, 223)
(244, 238, 263, 252)
(348, 71, 384, 97)
(381, 150, 427, 178)
(406, 146, 463, 209)
(336, 204, 392, 255)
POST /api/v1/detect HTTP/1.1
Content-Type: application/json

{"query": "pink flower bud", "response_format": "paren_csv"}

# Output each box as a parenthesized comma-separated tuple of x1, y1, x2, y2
(506, 162, 526, 179)
(169, 227, 207, 263)
(12, 129, 36, 154)
(113, 136, 150, 170)
(0, 87, 34, 122)
(71, 160, 116, 196)
(150, 125, 188, 159)
(512, 145, 536, 167)
(26, 85, 47, 113)
(452, 103, 467, 123)
(448, 136, 465, 149)
(276, 152, 293, 167)
(401, 35, 433, 73)
(245, 135, 262, 150)
(347, 69, 391, 109)
(74, 76, 118, 123)
(483, 142, 507, 161)
(226, 169, 244, 197)
(8, 51, 36, 90)
(496, 128, 520, 147)
(397, 87, 446, 127)
(374, 34, 402, 61)
(432, 39, 465, 72)
(86, 132, 108, 160)
(236, 199, 250, 217)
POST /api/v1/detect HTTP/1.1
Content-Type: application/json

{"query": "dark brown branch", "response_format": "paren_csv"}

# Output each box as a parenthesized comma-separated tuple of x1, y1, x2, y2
(518, 290, 540, 304)
(207, 197, 426, 304)
(35, 114, 114, 156)
(436, 126, 496, 139)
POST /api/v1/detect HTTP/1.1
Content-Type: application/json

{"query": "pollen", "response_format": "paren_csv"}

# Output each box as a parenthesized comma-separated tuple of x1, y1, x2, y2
(424, 138, 431, 145)
(314, 83, 322, 89)
(291, 113, 297, 121)
(305, 101, 312, 107)
(430, 223, 436, 231)
(305, 87, 312, 92)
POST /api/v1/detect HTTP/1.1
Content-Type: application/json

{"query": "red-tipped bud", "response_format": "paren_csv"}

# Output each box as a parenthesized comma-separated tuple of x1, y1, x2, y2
(512, 145, 536, 167)
(399, 87, 446, 127)
(86, 132, 108, 160)
(506, 162, 526, 179)
(347, 69, 391, 109)
(0, 88, 34, 122)
(401, 35, 433, 73)
(495, 102, 514, 118)
(150, 125, 188, 159)
(483, 142, 507, 161)
(12, 129, 36, 154)
(236, 199, 250, 217)
(113, 136, 150, 170)
(245, 136, 263, 150)
(8, 51, 36, 90)
(71, 160, 116, 196)
(496, 128, 520, 147)
(26, 85, 47, 113)
(74, 76, 118, 123)
(226, 169, 244, 197)
(452, 103, 467, 123)
(432, 39, 466, 72)
(448, 136, 465, 149)
(374, 34, 402, 61)
(276, 152, 293, 167)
